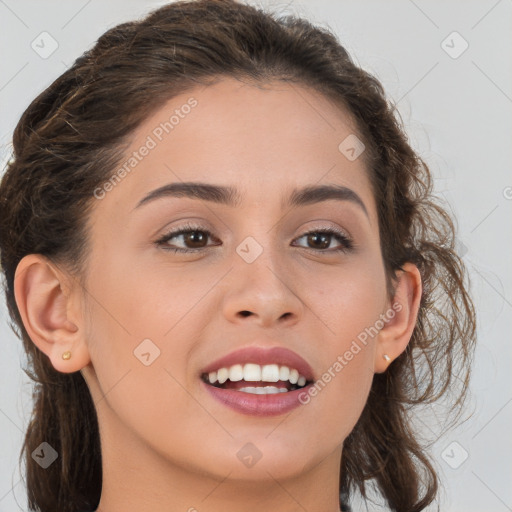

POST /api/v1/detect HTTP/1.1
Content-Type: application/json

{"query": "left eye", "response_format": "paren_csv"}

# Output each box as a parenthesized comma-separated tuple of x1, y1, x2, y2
(292, 228, 353, 252)
(155, 224, 353, 254)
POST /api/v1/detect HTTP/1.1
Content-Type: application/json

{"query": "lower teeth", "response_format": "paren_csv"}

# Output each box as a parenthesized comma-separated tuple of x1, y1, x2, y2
(238, 386, 289, 394)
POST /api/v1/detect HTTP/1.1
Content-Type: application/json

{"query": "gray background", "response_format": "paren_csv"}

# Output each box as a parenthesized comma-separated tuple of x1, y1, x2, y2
(1, 1, 511, 511)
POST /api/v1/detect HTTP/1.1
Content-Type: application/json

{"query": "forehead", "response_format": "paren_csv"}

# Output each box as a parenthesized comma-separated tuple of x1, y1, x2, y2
(92, 77, 376, 222)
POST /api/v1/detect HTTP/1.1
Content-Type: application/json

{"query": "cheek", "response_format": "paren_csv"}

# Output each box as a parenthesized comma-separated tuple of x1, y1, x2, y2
(84, 245, 200, 343)
(303, 255, 387, 344)
(82, 278, 202, 456)
(82, 255, 197, 421)
(290, 258, 385, 436)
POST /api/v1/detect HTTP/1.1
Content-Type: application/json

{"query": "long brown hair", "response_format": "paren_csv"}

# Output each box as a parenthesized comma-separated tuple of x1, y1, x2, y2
(0, 1, 476, 511)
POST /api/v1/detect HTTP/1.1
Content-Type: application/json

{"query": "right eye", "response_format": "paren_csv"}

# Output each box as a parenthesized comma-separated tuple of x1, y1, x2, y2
(155, 223, 220, 253)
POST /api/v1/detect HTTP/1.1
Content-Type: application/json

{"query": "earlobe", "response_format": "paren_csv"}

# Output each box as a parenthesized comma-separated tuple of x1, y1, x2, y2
(374, 262, 422, 373)
(13, 254, 90, 373)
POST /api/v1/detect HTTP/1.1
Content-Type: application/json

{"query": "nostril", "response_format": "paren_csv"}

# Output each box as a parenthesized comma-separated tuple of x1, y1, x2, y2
(238, 311, 252, 317)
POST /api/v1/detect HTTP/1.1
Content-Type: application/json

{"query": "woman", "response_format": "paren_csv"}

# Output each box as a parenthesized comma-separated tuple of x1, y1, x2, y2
(0, 1, 476, 511)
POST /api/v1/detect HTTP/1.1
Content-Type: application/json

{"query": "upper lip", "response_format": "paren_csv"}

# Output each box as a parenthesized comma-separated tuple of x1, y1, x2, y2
(200, 345, 315, 381)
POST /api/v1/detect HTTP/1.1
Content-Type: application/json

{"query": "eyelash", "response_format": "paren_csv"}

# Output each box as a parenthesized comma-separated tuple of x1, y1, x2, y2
(155, 222, 354, 254)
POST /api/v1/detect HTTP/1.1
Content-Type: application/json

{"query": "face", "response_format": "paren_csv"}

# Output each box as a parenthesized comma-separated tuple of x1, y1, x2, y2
(79, 77, 390, 482)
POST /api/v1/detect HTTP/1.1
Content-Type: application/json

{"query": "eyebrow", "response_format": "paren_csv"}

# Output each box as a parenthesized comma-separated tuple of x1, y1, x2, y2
(133, 181, 369, 218)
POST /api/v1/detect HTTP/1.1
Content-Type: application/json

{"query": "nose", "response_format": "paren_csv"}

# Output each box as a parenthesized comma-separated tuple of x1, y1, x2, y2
(221, 241, 304, 328)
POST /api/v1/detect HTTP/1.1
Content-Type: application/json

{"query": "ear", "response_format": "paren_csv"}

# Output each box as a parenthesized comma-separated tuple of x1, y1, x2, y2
(13, 254, 91, 373)
(374, 262, 422, 373)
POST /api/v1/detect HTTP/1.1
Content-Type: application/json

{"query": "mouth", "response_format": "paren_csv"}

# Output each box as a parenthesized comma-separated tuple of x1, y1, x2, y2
(198, 345, 315, 416)
(200, 363, 312, 394)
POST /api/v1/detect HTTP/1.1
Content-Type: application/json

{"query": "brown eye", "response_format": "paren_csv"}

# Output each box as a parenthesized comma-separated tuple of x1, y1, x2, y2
(155, 224, 218, 253)
(293, 228, 353, 253)
(306, 232, 331, 250)
(180, 230, 209, 249)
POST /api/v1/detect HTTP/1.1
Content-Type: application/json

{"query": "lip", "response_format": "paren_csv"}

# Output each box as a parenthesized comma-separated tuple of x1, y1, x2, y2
(201, 379, 313, 416)
(200, 345, 315, 381)
(199, 345, 315, 417)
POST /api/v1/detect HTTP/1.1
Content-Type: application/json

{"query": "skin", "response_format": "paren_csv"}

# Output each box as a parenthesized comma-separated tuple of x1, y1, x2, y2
(14, 77, 421, 512)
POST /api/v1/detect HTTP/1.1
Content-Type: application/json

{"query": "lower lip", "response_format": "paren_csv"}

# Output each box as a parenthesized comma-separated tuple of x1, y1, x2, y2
(201, 380, 312, 417)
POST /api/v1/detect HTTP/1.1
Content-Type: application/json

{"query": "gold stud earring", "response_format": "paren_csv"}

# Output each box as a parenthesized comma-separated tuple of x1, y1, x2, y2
(62, 351, 72, 360)
(383, 354, 391, 363)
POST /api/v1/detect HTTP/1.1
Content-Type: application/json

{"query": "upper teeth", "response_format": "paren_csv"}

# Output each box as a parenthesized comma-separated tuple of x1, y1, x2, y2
(207, 364, 307, 387)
